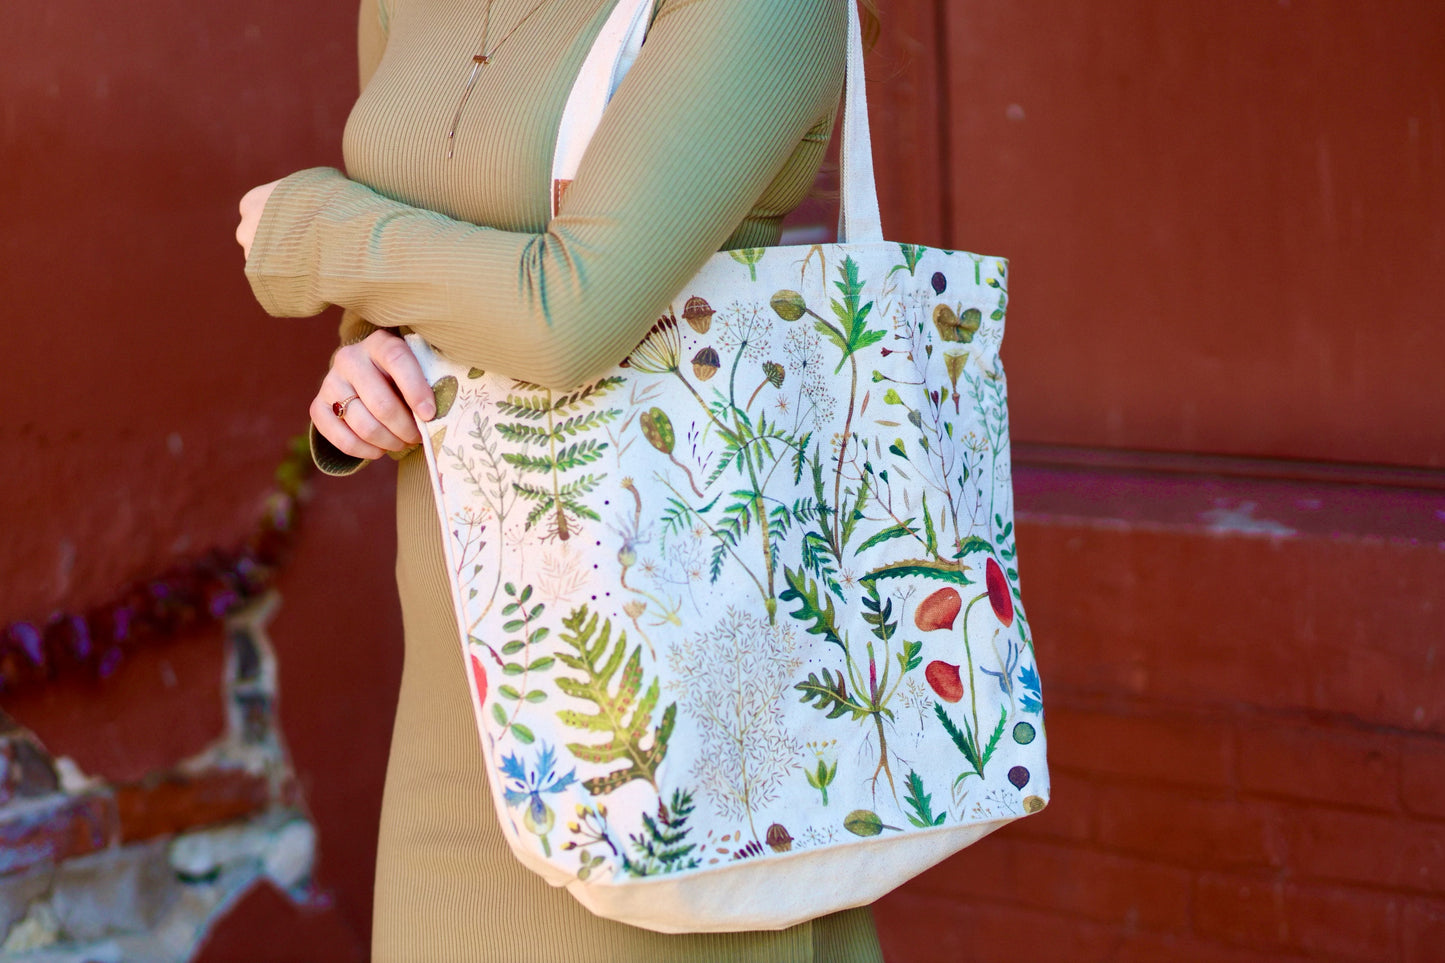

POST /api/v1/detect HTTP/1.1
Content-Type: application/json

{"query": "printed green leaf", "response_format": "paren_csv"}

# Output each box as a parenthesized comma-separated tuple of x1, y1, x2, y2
(779, 566, 845, 651)
(859, 560, 973, 588)
(843, 809, 900, 836)
(854, 521, 918, 555)
(795, 669, 868, 721)
(950, 536, 995, 559)
(621, 788, 704, 877)
(554, 606, 675, 794)
(903, 770, 947, 828)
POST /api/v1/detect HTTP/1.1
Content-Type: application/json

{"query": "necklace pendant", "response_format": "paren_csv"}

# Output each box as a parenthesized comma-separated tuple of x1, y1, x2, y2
(473, 54, 490, 65)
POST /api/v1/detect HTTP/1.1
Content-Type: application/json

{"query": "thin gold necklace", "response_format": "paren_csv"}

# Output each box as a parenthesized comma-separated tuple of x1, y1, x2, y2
(446, 0, 556, 158)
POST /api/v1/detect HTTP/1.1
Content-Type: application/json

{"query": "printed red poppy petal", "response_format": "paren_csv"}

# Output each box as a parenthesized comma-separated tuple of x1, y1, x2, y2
(986, 557, 1014, 627)
(470, 652, 489, 703)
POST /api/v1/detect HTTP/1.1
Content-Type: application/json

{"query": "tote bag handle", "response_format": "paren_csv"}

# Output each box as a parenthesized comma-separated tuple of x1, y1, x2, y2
(551, 0, 884, 245)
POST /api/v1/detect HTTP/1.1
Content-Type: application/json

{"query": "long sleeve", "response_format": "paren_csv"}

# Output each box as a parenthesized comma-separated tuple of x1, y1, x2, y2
(245, 0, 847, 392)
(306, 0, 392, 476)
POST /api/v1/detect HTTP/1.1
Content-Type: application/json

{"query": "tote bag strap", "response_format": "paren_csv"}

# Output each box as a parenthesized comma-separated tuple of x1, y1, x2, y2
(550, 0, 652, 215)
(551, 0, 884, 245)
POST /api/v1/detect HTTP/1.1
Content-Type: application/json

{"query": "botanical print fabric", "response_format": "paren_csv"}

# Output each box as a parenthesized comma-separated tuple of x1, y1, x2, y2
(408, 240, 1049, 931)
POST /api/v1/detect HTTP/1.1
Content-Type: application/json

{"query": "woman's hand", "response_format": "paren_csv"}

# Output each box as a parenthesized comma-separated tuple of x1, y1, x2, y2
(236, 180, 281, 259)
(312, 330, 437, 461)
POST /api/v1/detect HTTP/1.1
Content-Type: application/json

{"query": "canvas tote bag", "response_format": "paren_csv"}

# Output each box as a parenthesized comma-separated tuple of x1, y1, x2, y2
(405, 0, 1049, 933)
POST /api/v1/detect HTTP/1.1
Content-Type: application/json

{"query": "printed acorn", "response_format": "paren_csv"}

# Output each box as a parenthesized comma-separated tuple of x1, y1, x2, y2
(914, 587, 962, 631)
(765, 823, 794, 853)
(683, 296, 716, 333)
(925, 660, 964, 703)
(691, 347, 721, 381)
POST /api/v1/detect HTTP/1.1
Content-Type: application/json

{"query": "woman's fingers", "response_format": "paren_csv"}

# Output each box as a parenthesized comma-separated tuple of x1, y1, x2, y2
(308, 328, 438, 463)
(344, 360, 424, 447)
(321, 367, 416, 451)
(309, 393, 387, 461)
(366, 332, 437, 422)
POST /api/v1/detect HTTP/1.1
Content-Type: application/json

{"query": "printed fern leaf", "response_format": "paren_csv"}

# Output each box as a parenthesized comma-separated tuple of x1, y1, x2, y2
(555, 606, 674, 794)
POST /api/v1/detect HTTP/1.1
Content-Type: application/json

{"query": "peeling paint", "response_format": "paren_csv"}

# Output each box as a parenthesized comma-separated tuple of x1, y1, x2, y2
(1198, 500, 1297, 537)
(0, 593, 319, 963)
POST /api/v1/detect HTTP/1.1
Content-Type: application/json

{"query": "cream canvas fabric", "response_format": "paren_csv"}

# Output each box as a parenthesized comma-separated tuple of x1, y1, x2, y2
(406, 0, 1049, 933)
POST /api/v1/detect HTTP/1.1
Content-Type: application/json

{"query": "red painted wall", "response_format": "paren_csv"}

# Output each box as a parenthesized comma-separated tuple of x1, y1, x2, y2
(5, 0, 1442, 959)
(864, 3, 1445, 960)
(2, 0, 398, 952)
(942, 0, 1445, 468)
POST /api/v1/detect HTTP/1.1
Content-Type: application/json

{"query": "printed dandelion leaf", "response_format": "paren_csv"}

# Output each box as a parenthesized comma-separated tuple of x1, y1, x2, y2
(779, 566, 845, 651)
(555, 606, 674, 794)
(854, 521, 918, 555)
(903, 770, 946, 828)
(979, 704, 1008, 771)
(860, 559, 973, 588)
(950, 536, 995, 560)
(935, 702, 982, 774)
(795, 668, 868, 721)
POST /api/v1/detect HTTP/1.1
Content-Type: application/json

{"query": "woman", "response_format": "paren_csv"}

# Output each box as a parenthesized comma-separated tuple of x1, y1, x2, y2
(237, 0, 885, 959)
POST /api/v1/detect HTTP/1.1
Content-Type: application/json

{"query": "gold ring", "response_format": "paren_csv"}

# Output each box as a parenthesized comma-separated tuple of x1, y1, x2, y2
(332, 394, 360, 419)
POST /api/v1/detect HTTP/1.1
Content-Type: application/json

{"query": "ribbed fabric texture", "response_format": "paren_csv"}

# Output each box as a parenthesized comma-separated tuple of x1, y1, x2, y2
(247, 0, 847, 390)
(249, 1, 884, 958)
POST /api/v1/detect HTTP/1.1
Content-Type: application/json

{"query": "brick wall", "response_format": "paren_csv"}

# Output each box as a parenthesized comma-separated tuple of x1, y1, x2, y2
(873, 458, 1445, 962)
(0, 597, 363, 961)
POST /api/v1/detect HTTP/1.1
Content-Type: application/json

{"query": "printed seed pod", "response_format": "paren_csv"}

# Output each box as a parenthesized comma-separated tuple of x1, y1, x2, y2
(682, 296, 716, 333)
(692, 347, 720, 381)
(639, 407, 676, 454)
(943, 351, 969, 386)
(430, 375, 459, 420)
(769, 289, 807, 322)
(932, 304, 981, 344)
(931, 271, 947, 294)
(766, 823, 793, 852)
(762, 361, 785, 388)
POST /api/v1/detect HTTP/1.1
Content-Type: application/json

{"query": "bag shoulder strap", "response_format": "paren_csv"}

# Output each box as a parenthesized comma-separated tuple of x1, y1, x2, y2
(551, 0, 883, 245)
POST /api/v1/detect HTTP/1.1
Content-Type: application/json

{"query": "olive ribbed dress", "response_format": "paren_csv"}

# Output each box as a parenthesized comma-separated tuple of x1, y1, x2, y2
(245, 0, 884, 959)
